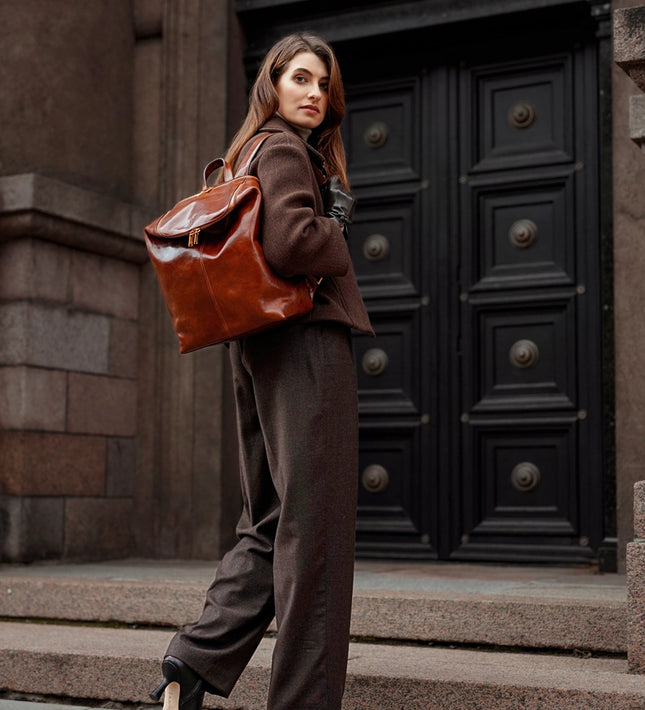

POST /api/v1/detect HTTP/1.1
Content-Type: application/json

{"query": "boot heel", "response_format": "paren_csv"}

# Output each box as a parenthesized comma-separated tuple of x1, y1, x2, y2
(150, 678, 170, 702)
(149, 656, 207, 710)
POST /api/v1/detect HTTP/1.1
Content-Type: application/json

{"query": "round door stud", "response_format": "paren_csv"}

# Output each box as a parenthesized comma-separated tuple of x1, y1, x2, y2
(511, 462, 541, 492)
(508, 101, 536, 129)
(509, 339, 540, 369)
(363, 233, 390, 262)
(362, 348, 389, 376)
(362, 464, 389, 493)
(364, 121, 389, 148)
(508, 218, 538, 248)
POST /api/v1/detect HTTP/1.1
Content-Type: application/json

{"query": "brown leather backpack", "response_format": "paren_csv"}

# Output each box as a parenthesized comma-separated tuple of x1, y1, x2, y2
(144, 134, 319, 353)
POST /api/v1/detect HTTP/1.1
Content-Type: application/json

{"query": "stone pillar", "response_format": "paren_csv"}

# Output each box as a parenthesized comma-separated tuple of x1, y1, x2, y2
(133, 0, 242, 559)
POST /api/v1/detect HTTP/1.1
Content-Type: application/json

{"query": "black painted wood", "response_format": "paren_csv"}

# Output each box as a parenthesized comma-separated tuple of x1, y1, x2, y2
(236, 1, 610, 564)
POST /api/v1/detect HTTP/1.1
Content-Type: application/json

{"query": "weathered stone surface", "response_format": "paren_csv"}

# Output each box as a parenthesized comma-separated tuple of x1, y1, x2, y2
(0, 365, 67, 431)
(106, 437, 137, 497)
(634, 480, 645, 539)
(0, 238, 70, 302)
(631, 93, 645, 146)
(64, 498, 133, 559)
(615, 5, 645, 92)
(109, 317, 138, 378)
(2, 621, 645, 709)
(70, 250, 140, 320)
(0, 301, 111, 372)
(0, 496, 64, 561)
(67, 373, 137, 436)
(628, 540, 645, 671)
(0, 430, 105, 496)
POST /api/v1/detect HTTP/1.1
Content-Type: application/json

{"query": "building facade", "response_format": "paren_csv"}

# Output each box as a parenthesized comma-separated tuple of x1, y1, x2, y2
(1, 0, 644, 572)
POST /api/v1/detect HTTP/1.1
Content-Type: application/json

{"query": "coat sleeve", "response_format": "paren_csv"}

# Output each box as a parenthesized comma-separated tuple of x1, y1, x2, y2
(253, 136, 350, 278)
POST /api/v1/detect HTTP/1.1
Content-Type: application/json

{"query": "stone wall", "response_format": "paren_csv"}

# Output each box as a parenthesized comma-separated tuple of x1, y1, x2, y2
(0, 0, 239, 562)
(613, 0, 645, 571)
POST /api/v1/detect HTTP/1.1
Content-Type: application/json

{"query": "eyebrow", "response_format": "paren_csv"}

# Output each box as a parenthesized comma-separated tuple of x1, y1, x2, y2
(291, 67, 330, 80)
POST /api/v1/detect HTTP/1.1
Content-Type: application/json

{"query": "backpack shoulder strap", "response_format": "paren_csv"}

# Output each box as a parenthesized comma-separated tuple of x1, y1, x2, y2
(234, 132, 277, 178)
(200, 131, 278, 188)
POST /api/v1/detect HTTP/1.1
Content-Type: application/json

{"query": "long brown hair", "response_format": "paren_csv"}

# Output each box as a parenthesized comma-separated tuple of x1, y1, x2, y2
(224, 33, 349, 188)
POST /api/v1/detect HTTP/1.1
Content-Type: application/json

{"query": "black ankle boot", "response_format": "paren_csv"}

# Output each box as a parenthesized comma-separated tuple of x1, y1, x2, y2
(150, 656, 207, 710)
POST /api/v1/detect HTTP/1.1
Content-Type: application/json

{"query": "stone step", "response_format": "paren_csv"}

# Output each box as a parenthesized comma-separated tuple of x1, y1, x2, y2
(0, 560, 627, 653)
(2, 621, 644, 710)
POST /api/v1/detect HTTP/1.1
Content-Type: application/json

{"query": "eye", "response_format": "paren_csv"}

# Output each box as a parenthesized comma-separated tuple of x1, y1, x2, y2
(294, 74, 307, 84)
(320, 83, 329, 92)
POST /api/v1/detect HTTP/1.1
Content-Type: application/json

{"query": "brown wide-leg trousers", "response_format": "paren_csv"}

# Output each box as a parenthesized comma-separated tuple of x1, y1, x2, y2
(166, 320, 359, 710)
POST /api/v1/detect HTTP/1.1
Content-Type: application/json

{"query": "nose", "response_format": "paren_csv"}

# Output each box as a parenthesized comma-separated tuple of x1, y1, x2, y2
(308, 83, 322, 100)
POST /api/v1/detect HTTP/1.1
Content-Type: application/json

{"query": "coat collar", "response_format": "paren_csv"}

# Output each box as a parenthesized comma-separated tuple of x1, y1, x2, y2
(259, 115, 327, 176)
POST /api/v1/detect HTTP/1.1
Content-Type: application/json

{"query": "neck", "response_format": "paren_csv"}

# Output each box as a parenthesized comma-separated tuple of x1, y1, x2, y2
(276, 112, 312, 141)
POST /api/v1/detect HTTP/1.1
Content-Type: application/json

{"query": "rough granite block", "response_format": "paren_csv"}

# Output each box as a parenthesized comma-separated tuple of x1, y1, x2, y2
(64, 497, 133, 559)
(614, 6, 645, 92)
(109, 317, 138, 378)
(0, 301, 110, 372)
(0, 496, 64, 562)
(628, 540, 645, 672)
(0, 238, 70, 302)
(635, 480, 645, 540)
(0, 365, 67, 430)
(106, 437, 136, 497)
(70, 250, 139, 320)
(0, 430, 105, 496)
(67, 373, 137, 436)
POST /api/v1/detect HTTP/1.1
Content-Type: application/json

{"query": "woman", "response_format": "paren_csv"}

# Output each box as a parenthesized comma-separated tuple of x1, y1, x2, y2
(150, 32, 372, 710)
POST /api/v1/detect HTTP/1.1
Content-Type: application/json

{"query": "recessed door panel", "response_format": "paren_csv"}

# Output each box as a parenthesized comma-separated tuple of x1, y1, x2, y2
(344, 78, 421, 185)
(468, 55, 574, 170)
(467, 294, 577, 412)
(465, 170, 576, 290)
(354, 305, 421, 416)
(349, 189, 422, 299)
(357, 423, 431, 556)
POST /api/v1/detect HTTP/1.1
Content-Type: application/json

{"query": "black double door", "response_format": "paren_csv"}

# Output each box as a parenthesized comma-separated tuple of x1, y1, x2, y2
(340, 20, 605, 563)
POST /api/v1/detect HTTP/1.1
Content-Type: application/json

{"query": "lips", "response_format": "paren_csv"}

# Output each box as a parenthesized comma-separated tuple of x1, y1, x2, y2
(301, 104, 320, 114)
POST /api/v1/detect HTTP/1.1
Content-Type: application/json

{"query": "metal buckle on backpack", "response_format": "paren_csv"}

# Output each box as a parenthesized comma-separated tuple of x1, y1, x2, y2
(188, 228, 201, 247)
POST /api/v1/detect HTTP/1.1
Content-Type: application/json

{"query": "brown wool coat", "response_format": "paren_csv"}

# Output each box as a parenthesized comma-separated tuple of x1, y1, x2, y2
(240, 115, 374, 336)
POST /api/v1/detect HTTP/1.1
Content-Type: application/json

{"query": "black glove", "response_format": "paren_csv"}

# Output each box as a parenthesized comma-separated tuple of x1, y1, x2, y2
(323, 176, 356, 232)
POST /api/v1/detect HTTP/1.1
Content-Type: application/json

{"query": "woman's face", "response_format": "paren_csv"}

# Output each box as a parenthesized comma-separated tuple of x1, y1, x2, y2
(275, 51, 329, 130)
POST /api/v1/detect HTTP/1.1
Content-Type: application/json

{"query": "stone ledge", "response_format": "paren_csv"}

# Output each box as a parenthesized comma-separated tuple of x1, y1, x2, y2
(614, 5, 645, 92)
(0, 173, 153, 263)
(1, 621, 645, 710)
(631, 94, 645, 151)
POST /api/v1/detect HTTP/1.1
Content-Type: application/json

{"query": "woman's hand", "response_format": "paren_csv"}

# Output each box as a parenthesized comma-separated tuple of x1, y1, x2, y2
(323, 176, 356, 233)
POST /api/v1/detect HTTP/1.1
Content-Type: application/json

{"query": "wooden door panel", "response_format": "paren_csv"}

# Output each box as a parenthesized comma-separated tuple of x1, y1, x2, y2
(349, 189, 422, 299)
(467, 54, 574, 171)
(458, 418, 587, 562)
(467, 294, 577, 413)
(354, 306, 422, 416)
(356, 423, 432, 557)
(464, 169, 576, 291)
(344, 78, 421, 185)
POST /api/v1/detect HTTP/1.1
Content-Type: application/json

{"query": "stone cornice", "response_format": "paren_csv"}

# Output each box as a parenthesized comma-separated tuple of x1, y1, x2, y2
(0, 173, 152, 264)
(614, 5, 645, 92)
(614, 5, 645, 152)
